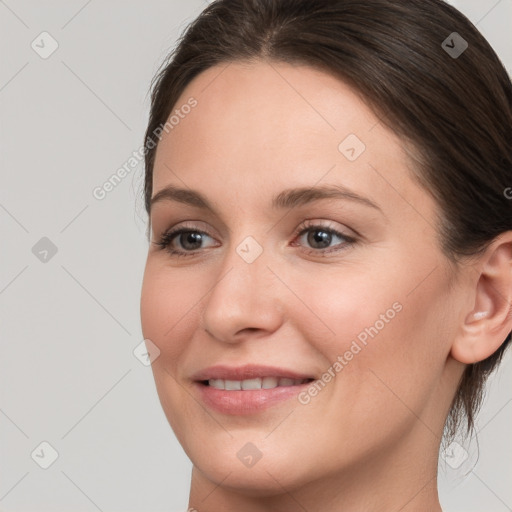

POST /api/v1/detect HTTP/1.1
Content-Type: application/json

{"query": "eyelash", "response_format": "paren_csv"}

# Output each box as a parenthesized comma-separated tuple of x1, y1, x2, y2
(153, 221, 358, 259)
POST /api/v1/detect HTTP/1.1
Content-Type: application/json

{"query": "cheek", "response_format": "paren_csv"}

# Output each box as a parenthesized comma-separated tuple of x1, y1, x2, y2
(291, 260, 451, 411)
(282, 271, 449, 467)
(288, 266, 406, 358)
(140, 263, 203, 439)
(140, 263, 200, 366)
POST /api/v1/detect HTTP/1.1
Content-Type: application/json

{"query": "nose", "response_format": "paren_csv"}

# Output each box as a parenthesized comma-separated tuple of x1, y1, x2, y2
(200, 240, 284, 344)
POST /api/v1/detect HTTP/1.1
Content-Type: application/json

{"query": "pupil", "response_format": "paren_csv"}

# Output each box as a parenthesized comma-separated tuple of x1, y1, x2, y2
(309, 230, 331, 249)
(182, 232, 202, 250)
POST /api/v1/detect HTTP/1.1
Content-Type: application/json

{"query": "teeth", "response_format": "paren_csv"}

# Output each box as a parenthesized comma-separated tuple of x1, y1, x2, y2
(262, 376, 278, 389)
(242, 378, 262, 390)
(225, 380, 241, 390)
(207, 377, 309, 390)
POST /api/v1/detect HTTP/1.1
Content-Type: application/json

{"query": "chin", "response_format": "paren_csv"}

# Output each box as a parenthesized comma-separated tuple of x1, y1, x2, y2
(191, 453, 313, 497)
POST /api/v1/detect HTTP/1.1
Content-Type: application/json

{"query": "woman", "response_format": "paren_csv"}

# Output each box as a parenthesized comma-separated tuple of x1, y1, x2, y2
(140, 0, 512, 510)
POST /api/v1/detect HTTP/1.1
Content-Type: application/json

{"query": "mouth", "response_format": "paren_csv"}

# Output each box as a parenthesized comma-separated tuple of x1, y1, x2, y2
(191, 365, 317, 415)
(199, 377, 315, 390)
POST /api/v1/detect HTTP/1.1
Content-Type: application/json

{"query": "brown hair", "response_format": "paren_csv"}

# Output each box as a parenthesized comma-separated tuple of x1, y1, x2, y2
(142, 0, 512, 438)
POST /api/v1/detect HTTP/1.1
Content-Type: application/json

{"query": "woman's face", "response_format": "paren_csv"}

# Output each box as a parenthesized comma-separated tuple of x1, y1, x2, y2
(140, 61, 467, 494)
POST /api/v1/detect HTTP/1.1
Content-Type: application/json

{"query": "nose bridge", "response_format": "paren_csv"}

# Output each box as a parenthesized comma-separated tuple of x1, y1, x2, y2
(200, 233, 283, 342)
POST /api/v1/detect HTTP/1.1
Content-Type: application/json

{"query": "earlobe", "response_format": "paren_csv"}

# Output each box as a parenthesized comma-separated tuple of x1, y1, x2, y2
(451, 234, 512, 365)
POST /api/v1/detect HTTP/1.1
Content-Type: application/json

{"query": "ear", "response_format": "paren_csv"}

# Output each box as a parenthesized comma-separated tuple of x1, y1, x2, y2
(451, 232, 512, 364)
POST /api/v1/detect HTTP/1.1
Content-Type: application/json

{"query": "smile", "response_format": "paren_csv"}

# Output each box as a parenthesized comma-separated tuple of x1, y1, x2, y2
(205, 377, 313, 390)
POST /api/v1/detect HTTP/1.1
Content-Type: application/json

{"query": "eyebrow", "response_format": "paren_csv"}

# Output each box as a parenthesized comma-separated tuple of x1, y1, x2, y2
(150, 184, 383, 214)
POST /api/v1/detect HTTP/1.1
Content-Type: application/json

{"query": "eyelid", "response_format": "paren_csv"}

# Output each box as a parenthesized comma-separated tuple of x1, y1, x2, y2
(152, 219, 215, 241)
(155, 218, 359, 260)
(154, 218, 355, 245)
(293, 218, 359, 239)
(290, 222, 358, 256)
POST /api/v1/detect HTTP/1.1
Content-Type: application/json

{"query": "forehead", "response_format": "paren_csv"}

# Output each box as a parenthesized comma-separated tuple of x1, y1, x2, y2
(152, 60, 432, 222)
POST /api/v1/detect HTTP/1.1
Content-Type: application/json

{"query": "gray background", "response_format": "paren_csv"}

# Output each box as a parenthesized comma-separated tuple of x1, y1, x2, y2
(0, 1, 510, 511)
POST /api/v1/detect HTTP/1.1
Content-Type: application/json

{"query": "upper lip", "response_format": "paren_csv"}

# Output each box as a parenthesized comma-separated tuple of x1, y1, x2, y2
(192, 364, 316, 382)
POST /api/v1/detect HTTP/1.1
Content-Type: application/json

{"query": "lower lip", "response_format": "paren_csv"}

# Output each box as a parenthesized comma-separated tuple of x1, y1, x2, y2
(194, 381, 313, 415)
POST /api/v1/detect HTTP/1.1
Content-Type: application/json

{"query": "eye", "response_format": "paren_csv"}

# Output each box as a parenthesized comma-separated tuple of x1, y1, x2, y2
(292, 221, 357, 256)
(153, 226, 217, 257)
(153, 220, 357, 258)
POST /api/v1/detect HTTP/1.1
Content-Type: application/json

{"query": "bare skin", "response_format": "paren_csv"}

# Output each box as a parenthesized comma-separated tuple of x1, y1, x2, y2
(140, 60, 512, 512)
